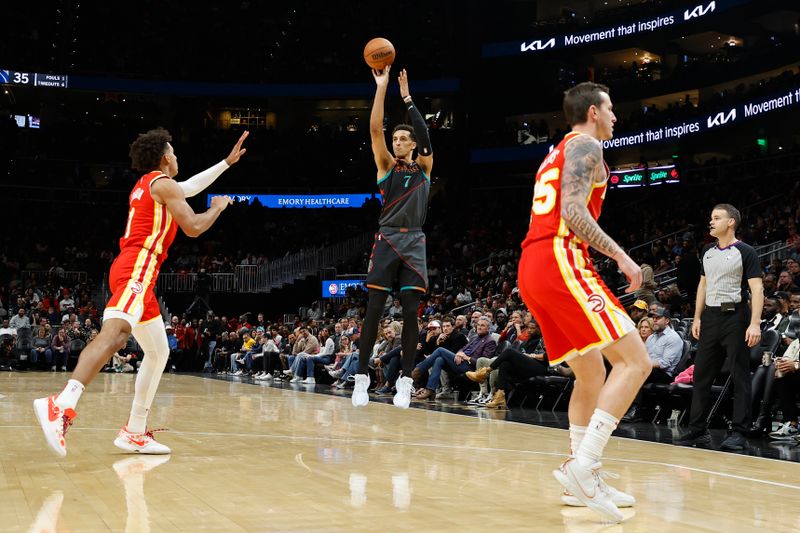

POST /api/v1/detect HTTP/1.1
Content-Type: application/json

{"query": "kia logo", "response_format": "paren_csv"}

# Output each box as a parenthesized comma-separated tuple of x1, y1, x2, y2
(520, 38, 556, 53)
(707, 108, 736, 128)
(684, 1, 716, 20)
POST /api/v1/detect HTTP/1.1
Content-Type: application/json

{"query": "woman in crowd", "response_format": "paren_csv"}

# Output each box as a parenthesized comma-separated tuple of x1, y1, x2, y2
(30, 325, 53, 369)
(638, 317, 654, 344)
(329, 335, 355, 388)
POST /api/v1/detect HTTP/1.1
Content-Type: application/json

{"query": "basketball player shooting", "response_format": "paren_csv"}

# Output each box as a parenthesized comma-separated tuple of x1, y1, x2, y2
(34, 128, 248, 457)
(517, 82, 651, 522)
(352, 66, 433, 410)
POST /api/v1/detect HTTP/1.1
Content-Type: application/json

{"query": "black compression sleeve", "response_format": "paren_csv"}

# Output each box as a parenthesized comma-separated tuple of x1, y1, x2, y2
(404, 98, 432, 156)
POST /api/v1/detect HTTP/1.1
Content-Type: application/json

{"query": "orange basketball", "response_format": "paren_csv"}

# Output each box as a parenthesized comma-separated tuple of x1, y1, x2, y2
(363, 37, 395, 70)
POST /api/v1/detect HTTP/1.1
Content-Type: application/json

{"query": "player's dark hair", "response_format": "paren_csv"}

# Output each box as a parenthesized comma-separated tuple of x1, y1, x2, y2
(129, 128, 172, 172)
(563, 82, 610, 127)
(392, 124, 416, 141)
(712, 203, 741, 230)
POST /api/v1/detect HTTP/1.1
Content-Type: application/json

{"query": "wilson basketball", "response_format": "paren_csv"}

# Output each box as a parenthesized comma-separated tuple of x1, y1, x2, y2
(363, 38, 395, 70)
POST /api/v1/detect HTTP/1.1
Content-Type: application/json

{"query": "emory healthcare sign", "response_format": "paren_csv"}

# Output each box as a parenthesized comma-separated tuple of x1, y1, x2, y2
(322, 279, 365, 298)
(206, 193, 380, 209)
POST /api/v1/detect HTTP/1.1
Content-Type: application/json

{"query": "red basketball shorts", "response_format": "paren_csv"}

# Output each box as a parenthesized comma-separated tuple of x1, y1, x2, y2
(518, 238, 635, 366)
(103, 249, 163, 327)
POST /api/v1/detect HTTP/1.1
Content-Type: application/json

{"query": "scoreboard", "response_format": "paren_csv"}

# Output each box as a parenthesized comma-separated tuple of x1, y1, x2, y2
(0, 69, 68, 88)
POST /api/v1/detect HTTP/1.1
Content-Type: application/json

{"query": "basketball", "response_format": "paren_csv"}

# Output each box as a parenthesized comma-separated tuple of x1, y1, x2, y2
(363, 37, 395, 70)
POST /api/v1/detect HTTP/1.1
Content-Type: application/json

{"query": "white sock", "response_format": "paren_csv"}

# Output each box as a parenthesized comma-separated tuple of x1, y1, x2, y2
(127, 401, 150, 434)
(55, 379, 85, 410)
(576, 409, 618, 468)
(569, 424, 587, 456)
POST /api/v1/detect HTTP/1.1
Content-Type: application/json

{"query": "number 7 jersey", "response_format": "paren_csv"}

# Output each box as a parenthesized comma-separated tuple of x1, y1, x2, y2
(521, 131, 609, 252)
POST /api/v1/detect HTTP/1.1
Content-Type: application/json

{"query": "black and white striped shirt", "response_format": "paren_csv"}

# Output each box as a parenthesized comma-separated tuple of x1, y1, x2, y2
(701, 240, 761, 306)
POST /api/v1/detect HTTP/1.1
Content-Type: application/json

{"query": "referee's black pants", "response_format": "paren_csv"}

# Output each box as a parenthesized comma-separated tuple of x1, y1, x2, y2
(688, 304, 752, 433)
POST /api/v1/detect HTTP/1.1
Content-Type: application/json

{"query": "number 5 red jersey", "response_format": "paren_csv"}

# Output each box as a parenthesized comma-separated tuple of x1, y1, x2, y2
(521, 132, 610, 253)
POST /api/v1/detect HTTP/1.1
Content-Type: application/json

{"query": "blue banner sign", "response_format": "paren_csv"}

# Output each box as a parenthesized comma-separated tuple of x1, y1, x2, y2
(207, 193, 381, 208)
(322, 279, 365, 298)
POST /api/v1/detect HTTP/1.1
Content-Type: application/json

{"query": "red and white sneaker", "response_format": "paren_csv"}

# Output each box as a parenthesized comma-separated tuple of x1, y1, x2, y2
(33, 395, 77, 458)
(114, 425, 171, 454)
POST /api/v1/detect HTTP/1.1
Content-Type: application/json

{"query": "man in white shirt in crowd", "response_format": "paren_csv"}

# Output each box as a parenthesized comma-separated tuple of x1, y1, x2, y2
(9, 307, 31, 332)
(622, 306, 684, 422)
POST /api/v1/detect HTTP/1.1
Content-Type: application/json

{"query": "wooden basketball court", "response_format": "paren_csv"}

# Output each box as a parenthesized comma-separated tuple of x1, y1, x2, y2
(2, 372, 799, 532)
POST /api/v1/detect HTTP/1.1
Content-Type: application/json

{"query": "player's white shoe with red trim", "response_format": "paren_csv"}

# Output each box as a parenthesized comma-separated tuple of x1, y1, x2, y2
(561, 468, 635, 507)
(553, 458, 623, 523)
(33, 395, 77, 458)
(114, 425, 171, 454)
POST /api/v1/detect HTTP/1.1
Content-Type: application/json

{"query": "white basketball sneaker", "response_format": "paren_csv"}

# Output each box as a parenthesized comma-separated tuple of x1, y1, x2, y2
(114, 426, 171, 454)
(393, 376, 414, 409)
(352, 374, 371, 407)
(553, 459, 623, 523)
(561, 468, 635, 507)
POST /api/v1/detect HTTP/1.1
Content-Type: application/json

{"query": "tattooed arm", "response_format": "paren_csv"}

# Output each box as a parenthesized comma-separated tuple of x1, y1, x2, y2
(560, 135, 642, 292)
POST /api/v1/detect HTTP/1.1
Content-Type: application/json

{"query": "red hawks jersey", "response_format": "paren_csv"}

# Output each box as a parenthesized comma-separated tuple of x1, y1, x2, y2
(117, 171, 179, 273)
(521, 132, 609, 251)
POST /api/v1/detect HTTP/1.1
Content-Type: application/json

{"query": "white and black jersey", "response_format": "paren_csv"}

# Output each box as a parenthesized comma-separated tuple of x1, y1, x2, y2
(700, 240, 762, 306)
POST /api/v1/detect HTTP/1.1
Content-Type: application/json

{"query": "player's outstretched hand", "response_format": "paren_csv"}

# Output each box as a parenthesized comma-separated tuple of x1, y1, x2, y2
(398, 69, 410, 99)
(225, 131, 249, 166)
(616, 252, 642, 293)
(211, 195, 234, 212)
(372, 65, 391, 87)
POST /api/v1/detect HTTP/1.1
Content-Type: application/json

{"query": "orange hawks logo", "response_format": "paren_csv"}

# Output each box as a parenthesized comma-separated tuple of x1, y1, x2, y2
(587, 294, 606, 313)
(129, 281, 144, 294)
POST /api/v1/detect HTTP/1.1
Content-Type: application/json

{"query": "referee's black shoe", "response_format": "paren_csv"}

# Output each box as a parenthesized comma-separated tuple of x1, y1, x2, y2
(719, 431, 748, 451)
(674, 429, 712, 447)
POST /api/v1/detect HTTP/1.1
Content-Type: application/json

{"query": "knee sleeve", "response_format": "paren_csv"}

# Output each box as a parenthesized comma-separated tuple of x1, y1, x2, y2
(132, 320, 170, 366)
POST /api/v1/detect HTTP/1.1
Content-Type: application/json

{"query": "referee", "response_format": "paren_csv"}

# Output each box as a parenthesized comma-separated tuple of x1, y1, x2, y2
(676, 204, 764, 450)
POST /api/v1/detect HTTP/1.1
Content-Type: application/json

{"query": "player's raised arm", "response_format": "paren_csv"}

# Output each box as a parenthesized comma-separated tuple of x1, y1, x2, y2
(398, 69, 433, 174)
(178, 131, 249, 198)
(370, 66, 396, 177)
(561, 135, 641, 292)
(152, 178, 232, 238)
